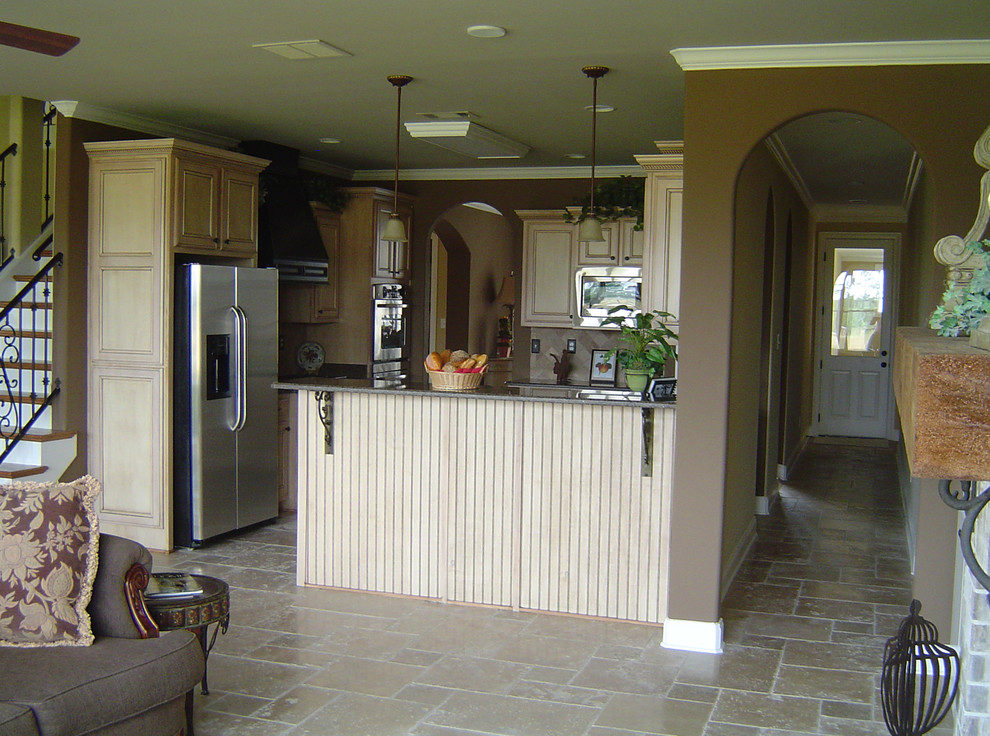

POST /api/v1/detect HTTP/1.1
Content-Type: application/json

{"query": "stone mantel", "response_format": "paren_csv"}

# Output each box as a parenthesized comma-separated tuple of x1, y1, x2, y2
(894, 326, 990, 480)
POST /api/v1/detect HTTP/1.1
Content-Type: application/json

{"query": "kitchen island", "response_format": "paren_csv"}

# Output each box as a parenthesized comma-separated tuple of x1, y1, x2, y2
(274, 377, 676, 624)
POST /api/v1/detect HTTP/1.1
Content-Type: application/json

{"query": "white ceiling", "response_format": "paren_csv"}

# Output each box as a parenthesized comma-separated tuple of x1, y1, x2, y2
(3, 1, 989, 205)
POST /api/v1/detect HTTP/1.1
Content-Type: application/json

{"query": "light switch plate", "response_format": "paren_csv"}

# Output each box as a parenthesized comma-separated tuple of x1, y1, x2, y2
(566, 339, 577, 353)
(531, 339, 541, 353)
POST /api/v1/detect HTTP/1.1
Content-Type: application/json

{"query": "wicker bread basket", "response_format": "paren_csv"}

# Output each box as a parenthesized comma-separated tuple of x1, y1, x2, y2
(425, 364, 488, 391)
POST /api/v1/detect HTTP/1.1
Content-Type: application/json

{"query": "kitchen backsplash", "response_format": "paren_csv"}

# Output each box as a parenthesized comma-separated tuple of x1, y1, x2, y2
(528, 327, 621, 384)
(529, 327, 678, 385)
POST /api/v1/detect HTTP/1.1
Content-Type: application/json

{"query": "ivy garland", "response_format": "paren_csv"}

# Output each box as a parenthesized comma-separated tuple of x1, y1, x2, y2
(563, 175, 645, 230)
(930, 239, 990, 337)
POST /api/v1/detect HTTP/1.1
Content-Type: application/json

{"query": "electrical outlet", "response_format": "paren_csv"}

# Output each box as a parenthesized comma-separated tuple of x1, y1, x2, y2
(531, 338, 541, 354)
(566, 338, 577, 353)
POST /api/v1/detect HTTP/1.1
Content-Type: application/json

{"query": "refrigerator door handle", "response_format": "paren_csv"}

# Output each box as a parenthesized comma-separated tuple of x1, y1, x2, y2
(230, 305, 248, 432)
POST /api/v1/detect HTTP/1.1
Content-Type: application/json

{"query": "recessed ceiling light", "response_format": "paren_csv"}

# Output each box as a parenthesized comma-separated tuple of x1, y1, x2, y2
(467, 25, 507, 38)
(318, 137, 340, 144)
(584, 104, 615, 113)
(565, 153, 586, 159)
(253, 40, 351, 59)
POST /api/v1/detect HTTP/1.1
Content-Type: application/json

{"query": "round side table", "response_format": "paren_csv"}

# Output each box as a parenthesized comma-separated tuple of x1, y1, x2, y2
(144, 573, 230, 695)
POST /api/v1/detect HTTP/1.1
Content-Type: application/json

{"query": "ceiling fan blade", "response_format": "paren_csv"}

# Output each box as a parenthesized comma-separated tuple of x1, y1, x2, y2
(0, 21, 79, 56)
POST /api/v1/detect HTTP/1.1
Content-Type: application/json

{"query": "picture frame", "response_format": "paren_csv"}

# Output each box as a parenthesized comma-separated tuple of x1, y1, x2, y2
(648, 377, 677, 402)
(589, 349, 617, 385)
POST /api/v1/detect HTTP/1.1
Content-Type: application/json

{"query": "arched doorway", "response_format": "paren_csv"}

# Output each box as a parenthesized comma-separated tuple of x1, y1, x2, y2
(426, 202, 513, 356)
(736, 111, 922, 507)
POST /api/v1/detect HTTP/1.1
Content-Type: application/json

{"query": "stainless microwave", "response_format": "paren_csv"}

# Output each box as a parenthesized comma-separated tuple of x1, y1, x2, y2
(574, 267, 642, 328)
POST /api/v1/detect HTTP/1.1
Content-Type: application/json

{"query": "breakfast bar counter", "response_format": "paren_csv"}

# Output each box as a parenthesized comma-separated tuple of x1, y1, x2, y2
(275, 377, 676, 624)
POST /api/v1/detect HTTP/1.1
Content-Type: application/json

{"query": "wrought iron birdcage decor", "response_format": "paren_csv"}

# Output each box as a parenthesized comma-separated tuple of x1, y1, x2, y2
(881, 600, 959, 736)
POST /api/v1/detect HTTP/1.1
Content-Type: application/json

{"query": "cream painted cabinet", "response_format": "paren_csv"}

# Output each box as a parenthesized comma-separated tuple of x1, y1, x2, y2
(576, 218, 644, 266)
(172, 149, 264, 257)
(279, 203, 340, 323)
(518, 211, 576, 328)
(85, 138, 267, 551)
(636, 143, 683, 322)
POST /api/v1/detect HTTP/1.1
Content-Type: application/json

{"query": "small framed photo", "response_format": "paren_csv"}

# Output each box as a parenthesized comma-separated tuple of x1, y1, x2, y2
(649, 377, 677, 402)
(590, 350, 617, 385)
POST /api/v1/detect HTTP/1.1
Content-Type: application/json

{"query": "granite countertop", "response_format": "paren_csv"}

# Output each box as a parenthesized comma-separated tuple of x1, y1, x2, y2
(273, 376, 676, 408)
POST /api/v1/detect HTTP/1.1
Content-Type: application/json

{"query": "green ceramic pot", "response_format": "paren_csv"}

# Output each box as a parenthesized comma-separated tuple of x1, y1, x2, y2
(624, 369, 652, 393)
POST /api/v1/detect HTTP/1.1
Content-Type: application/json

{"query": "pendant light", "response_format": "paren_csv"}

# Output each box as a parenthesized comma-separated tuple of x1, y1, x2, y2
(382, 74, 412, 242)
(577, 65, 609, 242)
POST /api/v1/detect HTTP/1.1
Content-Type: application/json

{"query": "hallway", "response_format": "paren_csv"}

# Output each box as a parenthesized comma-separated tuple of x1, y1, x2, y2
(154, 438, 951, 735)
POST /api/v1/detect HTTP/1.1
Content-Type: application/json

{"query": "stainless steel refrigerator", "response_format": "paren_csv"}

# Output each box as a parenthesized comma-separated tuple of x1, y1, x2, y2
(174, 263, 279, 546)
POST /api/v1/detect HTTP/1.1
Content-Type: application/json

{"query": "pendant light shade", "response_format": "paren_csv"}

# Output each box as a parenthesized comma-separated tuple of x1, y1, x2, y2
(578, 65, 609, 243)
(577, 216, 604, 243)
(383, 74, 412, 243)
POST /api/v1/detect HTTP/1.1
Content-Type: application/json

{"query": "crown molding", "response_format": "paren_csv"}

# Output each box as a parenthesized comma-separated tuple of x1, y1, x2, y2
(52, 100, 356, 180)
(51, 100, 647, 182)
(350, 164, 644, 182)
(902, 153, 925, 213)
(764, 134, 815, 210)
(671, 40, 990, 71)
(51, 100, 240, 150)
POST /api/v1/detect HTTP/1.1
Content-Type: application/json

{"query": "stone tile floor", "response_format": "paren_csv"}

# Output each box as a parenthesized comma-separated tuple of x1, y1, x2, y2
(153, 438, 952, 735)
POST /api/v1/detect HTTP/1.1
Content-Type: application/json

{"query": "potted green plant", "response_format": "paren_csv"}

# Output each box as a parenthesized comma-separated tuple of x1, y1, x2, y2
(929, 239, 990, 347)
(601, 307, 678, 392)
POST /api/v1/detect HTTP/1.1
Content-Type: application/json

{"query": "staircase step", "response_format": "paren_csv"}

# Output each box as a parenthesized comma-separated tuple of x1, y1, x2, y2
(1, 393, 48, 406)
(0, 463, 49, 479)
(0, 361, 52, 371)
(0, 301, 53, 310)
(19, 429, 74, 443)
(0, 329, 53, 340)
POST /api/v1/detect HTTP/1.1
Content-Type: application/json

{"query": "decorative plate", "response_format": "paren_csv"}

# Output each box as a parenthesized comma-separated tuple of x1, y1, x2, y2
(296, 341, 325, 374)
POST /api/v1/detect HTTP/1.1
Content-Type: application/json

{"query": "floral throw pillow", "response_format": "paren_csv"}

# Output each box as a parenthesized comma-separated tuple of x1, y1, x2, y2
(0, 476, 101, 647)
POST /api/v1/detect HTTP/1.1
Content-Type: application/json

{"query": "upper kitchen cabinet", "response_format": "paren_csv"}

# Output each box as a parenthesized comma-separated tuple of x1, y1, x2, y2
(575, 218, 644, 266)
(172, 145, 267, 258)
(279, 203, 341, 323)
(518, 210, 576, 328)
(338, 187, 414, 283)
(635, 142, 683, 322)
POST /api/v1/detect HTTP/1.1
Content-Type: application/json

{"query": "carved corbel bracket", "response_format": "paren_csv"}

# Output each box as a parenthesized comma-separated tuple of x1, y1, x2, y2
(934, 123, 990, 293)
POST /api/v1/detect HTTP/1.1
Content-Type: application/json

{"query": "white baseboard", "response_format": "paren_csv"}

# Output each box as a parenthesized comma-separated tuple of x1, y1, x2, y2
(755, 484, 780, 516)
(661, 617, 724, 653)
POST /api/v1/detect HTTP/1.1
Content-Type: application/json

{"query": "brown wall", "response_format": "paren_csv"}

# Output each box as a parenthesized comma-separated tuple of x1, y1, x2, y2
(440, 205, 515, 356)
(367, 177, 593, 379)
(727, 141, 811, 574)
(670, 64, 990, 630)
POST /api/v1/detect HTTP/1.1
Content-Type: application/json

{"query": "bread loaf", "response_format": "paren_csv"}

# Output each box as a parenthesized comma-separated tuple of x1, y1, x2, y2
(425, 352, 443, 371)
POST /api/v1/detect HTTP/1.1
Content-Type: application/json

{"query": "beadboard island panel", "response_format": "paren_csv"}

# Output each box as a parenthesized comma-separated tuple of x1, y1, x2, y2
(288, 381, 675, 624)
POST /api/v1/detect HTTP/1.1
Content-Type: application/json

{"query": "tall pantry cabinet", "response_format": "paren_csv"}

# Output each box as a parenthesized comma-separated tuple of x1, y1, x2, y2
(85, 138, 268, 551)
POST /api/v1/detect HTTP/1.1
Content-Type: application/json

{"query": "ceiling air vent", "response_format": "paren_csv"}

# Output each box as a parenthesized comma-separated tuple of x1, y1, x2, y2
(252, 40, 351, 59)
(404, 120, 529, 160)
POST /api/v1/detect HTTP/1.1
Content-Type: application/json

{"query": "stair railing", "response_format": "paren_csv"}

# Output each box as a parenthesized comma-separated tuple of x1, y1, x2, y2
(0, 251, 63, 464)
(0, 143, 17, 275)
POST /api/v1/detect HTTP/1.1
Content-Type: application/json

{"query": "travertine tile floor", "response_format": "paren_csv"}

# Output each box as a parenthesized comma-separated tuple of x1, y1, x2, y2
(153, 439, 953, 735)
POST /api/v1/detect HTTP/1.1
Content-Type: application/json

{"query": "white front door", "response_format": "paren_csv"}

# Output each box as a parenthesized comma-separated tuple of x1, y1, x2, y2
(815, 232, 899, 439)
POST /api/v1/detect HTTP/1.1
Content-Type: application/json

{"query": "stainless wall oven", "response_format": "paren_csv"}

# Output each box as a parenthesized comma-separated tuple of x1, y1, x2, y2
(372, 283, 409, 381)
